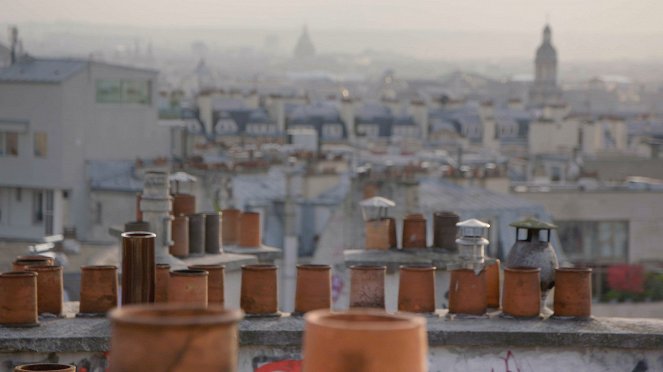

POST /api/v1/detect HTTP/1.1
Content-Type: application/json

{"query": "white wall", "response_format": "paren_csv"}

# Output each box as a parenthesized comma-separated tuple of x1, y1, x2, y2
(0, 187, 47, 239)
(0, 61, 170, 240)
(0, 83, 64, 189)
(517, 190, 663, 263)
(239, 345, 662, 372)
(528, 119, 580, 155)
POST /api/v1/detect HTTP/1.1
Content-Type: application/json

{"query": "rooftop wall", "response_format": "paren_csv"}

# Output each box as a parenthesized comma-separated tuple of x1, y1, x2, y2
(1, 303, 661, 371)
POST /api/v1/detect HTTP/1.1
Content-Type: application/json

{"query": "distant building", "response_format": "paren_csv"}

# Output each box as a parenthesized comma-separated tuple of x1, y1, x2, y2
(529, 24, 562, 107)
(293, 26, 316, 59)
(514, 182, 663, 265)
(0, 43, 10, 68)
(287, 102, 347, 143)
(0, 58, 170, 240)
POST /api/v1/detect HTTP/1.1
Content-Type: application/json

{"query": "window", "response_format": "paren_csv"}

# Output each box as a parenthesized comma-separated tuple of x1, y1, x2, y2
(557, 220, 629, 263)
(96, 79, 151, 104)
(95, 202, 103, 225)
(34, 132, 47, 157)
(0, 132, 18, 156)
(32, 191, 44, 224)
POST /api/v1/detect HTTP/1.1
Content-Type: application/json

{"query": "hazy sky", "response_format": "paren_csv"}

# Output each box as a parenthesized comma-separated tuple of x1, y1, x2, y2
(3, 0, 663, 33)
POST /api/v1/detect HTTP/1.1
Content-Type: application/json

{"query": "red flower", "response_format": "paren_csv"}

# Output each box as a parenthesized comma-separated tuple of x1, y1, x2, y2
(607, 264, 645, 294)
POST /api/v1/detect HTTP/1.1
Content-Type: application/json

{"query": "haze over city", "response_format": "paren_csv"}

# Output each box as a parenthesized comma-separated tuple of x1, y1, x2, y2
(3, 0, 663, 370)
(2, 0, 663, 66)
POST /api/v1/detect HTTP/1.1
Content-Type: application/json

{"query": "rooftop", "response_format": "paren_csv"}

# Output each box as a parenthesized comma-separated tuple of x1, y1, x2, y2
(0, 58, 157, 84)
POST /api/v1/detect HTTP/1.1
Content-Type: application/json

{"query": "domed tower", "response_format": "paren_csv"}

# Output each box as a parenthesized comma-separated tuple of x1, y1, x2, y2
(529, 24, 562, 107)
(293, 25, 316, 59)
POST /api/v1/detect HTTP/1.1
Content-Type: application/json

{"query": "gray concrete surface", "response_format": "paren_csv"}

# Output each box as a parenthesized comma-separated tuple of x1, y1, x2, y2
(1, 304, 662, 353)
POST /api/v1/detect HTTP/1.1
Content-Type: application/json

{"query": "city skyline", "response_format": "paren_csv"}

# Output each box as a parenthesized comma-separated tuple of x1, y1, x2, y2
(2, 0, 663, 62)
(4, 0, 663, 33)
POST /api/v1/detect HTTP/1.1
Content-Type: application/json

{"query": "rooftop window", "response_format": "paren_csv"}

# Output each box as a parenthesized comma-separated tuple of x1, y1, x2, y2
(96, 79, 151, 105)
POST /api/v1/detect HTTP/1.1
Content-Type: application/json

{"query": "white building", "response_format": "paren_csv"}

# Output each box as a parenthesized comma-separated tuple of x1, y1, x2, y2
(0, 58, 170, 241)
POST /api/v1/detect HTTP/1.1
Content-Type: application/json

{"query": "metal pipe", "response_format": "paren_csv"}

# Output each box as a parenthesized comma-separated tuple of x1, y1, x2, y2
(121, 231, 156, 305)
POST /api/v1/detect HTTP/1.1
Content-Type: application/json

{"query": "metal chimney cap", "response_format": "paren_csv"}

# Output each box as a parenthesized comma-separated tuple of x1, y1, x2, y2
(359, 196, 395, 208)
(456, 218, 490, 229)
(509, 217, 557, 230)
(169, 172, 197, 183)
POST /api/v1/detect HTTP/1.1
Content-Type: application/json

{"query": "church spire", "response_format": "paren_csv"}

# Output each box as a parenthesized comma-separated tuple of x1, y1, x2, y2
(543, 23, 552, 43)
(529, 23, 561, 107)
(293, 25, 316, 59)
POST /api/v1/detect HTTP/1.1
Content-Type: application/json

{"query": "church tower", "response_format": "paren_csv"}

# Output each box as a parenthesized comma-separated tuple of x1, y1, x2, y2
(529, 24, 562, 107)
(293, 25, 316, 59)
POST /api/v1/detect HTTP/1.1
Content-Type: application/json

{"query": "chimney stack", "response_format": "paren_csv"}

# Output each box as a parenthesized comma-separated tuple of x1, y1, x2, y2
(9, 26, 18, 65)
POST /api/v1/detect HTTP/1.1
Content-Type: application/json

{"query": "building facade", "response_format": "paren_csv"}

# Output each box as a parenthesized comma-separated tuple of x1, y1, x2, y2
(0, 58, 170, 240)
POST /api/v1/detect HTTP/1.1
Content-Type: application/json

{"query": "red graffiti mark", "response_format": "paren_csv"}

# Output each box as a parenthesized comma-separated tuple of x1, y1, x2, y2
(255, 359, 302, 372)
(502, 350, 521, 372)
(491, 351, 521, 372)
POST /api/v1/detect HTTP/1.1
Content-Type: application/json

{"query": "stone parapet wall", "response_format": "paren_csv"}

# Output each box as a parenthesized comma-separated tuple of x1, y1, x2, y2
(0, 304, 662, 371)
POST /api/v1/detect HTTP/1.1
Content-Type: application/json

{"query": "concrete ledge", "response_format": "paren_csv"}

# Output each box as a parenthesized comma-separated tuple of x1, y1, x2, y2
(181, 252, 258, 271)
(1, 307, 662, 353)
(345, 249, 461, 271)
(224, 245, 282, 263)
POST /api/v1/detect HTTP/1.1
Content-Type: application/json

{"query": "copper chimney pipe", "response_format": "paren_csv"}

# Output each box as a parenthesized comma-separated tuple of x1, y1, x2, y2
(172, 193, 196, 217)
(349, 265, 386, 309)
(168, 269, 208, 306)
(189, 264, 225, 306)
(79, 265, 118, 315)
(12, 255, 54, 271)
(155, 264, 171, 303)
(239, 211, 261, 248)
(402, 214, 427, 249)
(30, 265, 63, 316)
(14, 364, 75, 372)
(364, 219, 392, 250)
(0, 271, 38, 327)
(121, 231, 156, 305)
(221, 208, 241, 245)
(108, 304, 243, 371)
(295, 264, 332, 314)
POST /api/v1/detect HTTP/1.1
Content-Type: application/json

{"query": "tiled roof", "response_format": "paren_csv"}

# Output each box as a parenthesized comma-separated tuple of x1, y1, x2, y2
(0, 58, 157, 84)
(0, 58, 87, 83)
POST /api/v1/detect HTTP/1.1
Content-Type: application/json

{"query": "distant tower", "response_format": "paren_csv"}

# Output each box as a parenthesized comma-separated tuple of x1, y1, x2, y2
(194, 59, 215, 91)
(529, 24, 562, 107)
(293, 25, 316, 59)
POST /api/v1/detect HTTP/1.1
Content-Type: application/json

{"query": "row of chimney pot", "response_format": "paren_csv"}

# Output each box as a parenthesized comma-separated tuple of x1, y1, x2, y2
(133, 193, 263, 258)
(365, 210, 460, 250)
(0, 261, 590, 329)
(0, 215, 576, 328)
(363, 201, 567, 315)
(0, 205, 580, 372)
